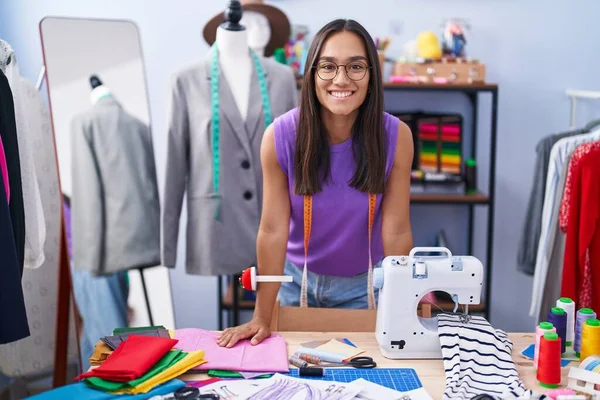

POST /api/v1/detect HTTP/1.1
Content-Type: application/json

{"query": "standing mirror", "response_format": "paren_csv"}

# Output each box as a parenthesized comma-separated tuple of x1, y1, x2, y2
(39, 17, 174, 370)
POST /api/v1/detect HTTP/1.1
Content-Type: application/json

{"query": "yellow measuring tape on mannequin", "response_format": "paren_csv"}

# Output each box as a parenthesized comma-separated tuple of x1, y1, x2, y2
(300, 193, 377, 309)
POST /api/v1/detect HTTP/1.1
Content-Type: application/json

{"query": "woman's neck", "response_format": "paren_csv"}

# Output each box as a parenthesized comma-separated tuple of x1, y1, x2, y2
(321, 108, 358, 144)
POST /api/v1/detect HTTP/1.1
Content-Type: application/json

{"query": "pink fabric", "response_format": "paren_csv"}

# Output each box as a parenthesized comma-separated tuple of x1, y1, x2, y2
(173, 328, 289, 373)
(0, 137, 8, 203)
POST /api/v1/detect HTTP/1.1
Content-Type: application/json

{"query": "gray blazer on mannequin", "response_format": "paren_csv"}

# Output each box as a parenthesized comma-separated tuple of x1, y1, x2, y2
(70, 97, 161, 274)
(162, 52, 298, 275)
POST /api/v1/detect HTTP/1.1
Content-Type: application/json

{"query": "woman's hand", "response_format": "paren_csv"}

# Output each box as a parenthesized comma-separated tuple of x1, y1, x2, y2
(216, 317, 271, 348)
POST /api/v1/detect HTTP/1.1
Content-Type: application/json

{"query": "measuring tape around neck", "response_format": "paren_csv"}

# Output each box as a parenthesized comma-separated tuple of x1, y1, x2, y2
(300, 193, 377, 309)
(210, 44, 272, 220)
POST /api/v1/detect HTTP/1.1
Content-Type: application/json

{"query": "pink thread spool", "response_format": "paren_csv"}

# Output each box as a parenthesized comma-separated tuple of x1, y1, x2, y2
(535, 322, 556, 369)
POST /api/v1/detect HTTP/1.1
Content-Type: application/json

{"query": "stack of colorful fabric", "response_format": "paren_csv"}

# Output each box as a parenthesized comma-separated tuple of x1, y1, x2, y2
(26, 334, 206, 399)
(78, 334, 206, 395)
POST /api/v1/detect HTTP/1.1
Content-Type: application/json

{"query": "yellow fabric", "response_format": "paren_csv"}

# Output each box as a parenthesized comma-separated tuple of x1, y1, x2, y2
(111, 350, 206, 395)
(168, 329, 175, 338)
(89, 341, 113, 366)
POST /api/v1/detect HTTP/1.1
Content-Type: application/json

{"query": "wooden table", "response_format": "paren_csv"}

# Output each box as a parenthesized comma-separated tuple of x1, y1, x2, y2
(181, 331, 576, 398)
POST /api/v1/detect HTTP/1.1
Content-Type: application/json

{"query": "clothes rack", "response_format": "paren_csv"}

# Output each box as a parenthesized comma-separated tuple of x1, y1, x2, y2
(566, 89, 600, 128)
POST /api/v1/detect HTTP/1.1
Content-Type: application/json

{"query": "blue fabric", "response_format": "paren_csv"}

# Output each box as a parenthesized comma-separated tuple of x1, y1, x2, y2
(25, 378, 185, 399)
(64, 202, 129, 371)
(277, 259, 380, 308)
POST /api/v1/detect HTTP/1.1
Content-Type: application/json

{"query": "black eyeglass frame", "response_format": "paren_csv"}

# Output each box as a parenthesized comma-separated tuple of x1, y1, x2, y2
(311, 61, 372, 81)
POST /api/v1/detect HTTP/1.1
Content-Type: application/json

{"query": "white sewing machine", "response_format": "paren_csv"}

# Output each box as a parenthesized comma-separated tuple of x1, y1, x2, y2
(373, 247, 483, 359)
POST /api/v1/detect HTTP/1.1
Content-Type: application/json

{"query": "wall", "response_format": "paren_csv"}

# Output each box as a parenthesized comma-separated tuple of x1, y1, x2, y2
(1, 0, 600, 333)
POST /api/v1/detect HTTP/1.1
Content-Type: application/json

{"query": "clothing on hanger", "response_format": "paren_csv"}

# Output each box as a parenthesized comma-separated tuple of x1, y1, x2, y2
(70, 96, 160, 274)
(559, 140, 600, 308)
(161, 49, 298, 275)
(0, 65, 25, 274)
(0, 79, 78, 374)
(1, 39, 46, 270)
(517, 128, 584, 275)
(529, 128, 600, 320)
(0, 145, 29, 344)
(0, 136, 8, 202)
(561, 145, 600, 312)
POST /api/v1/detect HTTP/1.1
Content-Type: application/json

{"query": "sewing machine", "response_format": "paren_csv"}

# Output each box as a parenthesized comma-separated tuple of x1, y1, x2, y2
(373, 247, 483, 359)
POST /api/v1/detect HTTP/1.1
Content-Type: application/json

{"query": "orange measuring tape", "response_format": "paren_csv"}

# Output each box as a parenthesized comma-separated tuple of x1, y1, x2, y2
(300, 193, 377, 309)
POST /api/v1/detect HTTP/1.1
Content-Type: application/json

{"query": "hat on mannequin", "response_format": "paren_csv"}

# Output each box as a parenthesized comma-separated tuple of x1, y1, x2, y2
(203, 0, 291, 57)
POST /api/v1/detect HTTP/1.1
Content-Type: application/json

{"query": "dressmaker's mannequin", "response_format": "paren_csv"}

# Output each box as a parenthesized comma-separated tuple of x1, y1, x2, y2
(215, 2, 251, 121)
(89, 74, 113, 105)
(240, 11, 271, 57)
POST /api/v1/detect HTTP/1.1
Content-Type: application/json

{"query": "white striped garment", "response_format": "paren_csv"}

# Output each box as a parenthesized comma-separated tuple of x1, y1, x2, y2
(437, 314, 548, 400)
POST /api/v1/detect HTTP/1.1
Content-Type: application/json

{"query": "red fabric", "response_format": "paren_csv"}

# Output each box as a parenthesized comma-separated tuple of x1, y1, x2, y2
(75, 334, 178, 382)
(561, 147, 600, 312)
(559, 141, 600, 232)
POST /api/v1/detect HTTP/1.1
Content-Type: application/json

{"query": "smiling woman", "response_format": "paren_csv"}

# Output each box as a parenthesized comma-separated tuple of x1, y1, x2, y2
(217, 18, 414, 348)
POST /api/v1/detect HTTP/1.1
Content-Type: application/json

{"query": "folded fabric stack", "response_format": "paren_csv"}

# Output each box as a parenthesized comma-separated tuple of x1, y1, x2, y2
(77, 334, 206, 395)
(173, 328, 289, 378)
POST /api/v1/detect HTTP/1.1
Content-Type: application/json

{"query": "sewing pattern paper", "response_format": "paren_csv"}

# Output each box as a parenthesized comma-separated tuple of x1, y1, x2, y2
(199, 373, 362, 400)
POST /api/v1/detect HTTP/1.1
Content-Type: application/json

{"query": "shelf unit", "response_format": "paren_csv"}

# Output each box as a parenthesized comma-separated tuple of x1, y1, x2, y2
(385, 82, 499, 321)
(217, 82, 499, 328)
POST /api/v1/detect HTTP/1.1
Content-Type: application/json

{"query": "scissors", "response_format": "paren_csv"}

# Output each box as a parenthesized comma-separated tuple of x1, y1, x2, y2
(321, 356, 376, 369)
(343, 356, 377, 368)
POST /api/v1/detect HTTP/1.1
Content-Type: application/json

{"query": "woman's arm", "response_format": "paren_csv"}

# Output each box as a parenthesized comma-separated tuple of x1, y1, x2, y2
(253, 124, 291, 323)
(381, 121, 414, 256)
(217, 123, 290, 347)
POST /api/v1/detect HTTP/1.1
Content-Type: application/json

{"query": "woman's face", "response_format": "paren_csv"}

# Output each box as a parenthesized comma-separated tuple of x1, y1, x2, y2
(314, 30, 370, 117)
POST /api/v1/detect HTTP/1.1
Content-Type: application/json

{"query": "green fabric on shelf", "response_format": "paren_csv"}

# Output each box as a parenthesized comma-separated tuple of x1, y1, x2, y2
(207, 370, 271, 379)
(113, 325, 166, 335)
(84, 350, 185, 392)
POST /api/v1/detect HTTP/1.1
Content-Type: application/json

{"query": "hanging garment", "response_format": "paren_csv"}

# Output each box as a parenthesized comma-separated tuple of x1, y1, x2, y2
(559, 141, 600, 309)
(517, 128, 584, 274)
(0, 80, 78, 374)
(438, 314, 538, 399)
(0, 136, 8, 202)
(0, 66, 25, 273)
(529, 128, 600, 319)
(561, 146, 600, 312)
(0, 154, 29, 344)
(1, 40, 46, 269)
(70, 96, 160, 274)
(534, 151, 572, 324)
(161, 49, 298, 275)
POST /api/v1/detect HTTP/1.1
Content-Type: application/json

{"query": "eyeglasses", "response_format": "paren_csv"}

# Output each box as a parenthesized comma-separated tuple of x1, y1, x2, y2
(314, 61, 371, 81)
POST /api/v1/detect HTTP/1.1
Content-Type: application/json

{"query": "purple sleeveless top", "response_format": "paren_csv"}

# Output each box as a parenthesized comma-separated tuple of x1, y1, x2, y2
(273, 107, 399, 277)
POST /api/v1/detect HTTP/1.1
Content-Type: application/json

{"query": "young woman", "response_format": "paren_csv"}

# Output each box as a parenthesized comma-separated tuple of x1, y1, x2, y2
(218, 19, 414, 347)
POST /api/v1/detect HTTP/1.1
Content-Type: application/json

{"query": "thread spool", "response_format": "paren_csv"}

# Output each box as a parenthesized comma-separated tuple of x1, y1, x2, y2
(288, 355, 309, 368)
(575, 308, 596, 357)
(537, 332, 562, 388)
(548, 307, 568, 354)
(297, 353, 323, 365)
(580, 318, 600, 362)
(534, 322, 556, 369)
(556, 297, 575, 346)
(578, 355, 600, 390)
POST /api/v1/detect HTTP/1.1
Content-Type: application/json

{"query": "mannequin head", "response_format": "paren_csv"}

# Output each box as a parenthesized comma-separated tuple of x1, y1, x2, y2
(240, 10, 271, 56)
(215, 24, 249, 57)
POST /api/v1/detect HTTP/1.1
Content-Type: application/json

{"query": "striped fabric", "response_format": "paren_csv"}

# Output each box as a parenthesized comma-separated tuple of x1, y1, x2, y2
(438, 314, 546, 400)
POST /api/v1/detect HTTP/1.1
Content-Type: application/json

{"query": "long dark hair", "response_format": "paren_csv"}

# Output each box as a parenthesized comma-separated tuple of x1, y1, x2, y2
(294, 19, 386, 195)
